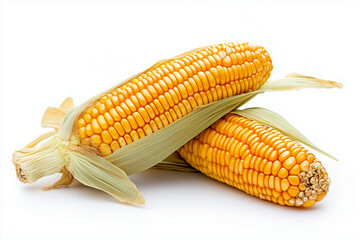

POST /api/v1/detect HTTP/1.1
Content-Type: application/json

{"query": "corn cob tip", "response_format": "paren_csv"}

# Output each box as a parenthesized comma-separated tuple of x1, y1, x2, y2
(12, 154, 28, 183)
(12, 137, 68, 185)
(178, 114, 331, 207)
(295, 160, 330, 207)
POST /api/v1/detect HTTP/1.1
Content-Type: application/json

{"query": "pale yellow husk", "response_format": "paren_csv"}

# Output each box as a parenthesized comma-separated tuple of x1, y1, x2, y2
(12, 71, 342, 204)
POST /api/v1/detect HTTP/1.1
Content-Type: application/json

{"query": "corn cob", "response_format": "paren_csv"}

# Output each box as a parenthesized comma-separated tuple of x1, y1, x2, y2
(12, 41, 340, 204)
(12, 42, 274, 204)
(76, 42, 272, 156)
(177, 113, 331, 207)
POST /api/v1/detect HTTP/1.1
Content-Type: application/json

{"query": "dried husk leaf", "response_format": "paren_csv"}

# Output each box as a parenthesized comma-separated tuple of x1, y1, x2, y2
(42, 168, 74, 191)
(41, 98, 74, 129)
(66, 148, 145, 204)
(41, 107, 67, 129)
(260, 73, 342, 91)
(59, 97, 74, 112)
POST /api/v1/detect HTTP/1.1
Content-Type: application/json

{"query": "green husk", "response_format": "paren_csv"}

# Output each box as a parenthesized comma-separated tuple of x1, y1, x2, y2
(12, 72, 342, 204)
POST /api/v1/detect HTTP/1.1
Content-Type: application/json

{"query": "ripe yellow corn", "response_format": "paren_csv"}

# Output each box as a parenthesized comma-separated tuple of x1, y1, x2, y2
(77, 42, 272, 156)
(177, 113, 330, 207)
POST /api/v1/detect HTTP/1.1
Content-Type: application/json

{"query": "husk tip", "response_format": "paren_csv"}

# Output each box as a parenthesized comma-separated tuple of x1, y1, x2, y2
(335, 82, 343, 89)
(285, 72, 343, 89)
(132, 193, 146, 205)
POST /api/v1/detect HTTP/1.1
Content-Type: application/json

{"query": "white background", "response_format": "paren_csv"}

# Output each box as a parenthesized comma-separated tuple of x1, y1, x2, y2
(1, 0, 359, 239)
